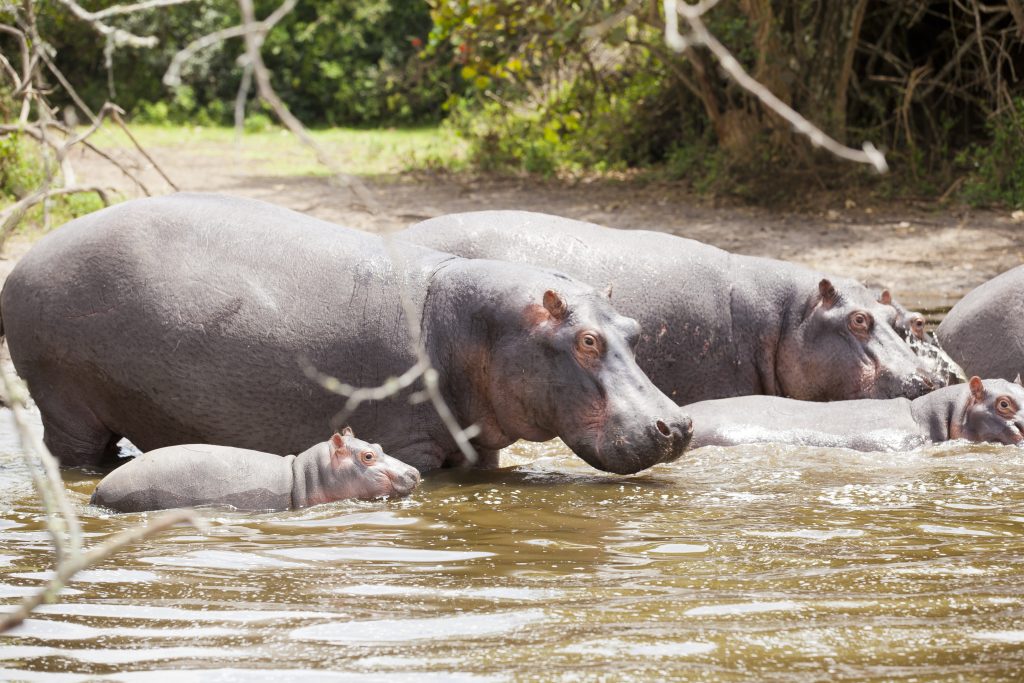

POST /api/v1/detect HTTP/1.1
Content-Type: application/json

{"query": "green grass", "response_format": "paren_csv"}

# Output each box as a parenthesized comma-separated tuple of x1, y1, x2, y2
(97, 123, 469, 177)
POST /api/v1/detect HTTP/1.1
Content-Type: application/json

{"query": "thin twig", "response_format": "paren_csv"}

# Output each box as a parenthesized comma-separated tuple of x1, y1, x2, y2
(0, 363, 205, 634)
(303, 358, 429, 429)
(380, 237, 480, 464)
(109, 108, 178, 191)
(236, 0, 378, 211)
(53, 0, 193, 48)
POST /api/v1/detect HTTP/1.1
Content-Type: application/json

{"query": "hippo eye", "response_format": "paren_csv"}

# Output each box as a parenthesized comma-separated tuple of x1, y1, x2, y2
(575, 330, 604, 358)
(360, 450, 377, 465)
(848, 311, 872, 338)
(911, 317, 926, 338)
(996, 397, 1016, 417)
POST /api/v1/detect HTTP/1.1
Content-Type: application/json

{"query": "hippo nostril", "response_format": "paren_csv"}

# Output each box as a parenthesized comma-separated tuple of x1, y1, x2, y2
(656, 419, 671, 437)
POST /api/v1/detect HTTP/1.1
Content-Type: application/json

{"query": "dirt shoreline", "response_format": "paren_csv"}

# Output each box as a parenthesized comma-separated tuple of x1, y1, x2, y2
(5, 142, 1023, 314)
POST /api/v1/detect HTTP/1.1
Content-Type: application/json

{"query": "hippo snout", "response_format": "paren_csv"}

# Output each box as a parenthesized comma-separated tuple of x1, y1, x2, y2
(652, 413, 693, 464)
(903, 369, 939, 400)
(583, 410, 693, 475)
(390, 466, 421, 498)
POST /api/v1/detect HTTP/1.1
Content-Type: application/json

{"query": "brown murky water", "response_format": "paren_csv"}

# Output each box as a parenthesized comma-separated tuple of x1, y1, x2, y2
(1, 406, 1024, 682)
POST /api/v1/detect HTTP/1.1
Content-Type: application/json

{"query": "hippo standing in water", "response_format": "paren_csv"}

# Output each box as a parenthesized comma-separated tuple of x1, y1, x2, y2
(685, 376, 1024, 451)
(401, 211, 941, 404)
(1, 194, 692, 474)
(91, 429, 420, 513)
(937, 265, 1024, 381)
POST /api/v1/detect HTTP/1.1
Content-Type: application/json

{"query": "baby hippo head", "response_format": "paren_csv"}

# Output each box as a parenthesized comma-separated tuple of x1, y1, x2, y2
(955, 376, 1024, 446)
(876, 289, 927, 342)
(322, 427, 421, 501)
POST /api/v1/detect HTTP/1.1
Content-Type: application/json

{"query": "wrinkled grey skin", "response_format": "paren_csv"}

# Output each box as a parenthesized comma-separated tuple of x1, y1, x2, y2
(686, 376, 1024, 451)
(401, 211, 941, 405)
(937, 265, 1024, 381)
(1, 194, 691, 475)
(90, 429, 421, 513)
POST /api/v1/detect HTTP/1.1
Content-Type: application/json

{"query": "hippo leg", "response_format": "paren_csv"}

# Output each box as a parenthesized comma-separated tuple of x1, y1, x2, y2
(37, 397, 121, 468)
(442, 447, 500, 470)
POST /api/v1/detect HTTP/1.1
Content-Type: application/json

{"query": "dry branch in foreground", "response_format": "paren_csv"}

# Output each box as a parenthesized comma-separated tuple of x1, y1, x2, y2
(0, 363, 204, 633)
(663, 0, 889, 173)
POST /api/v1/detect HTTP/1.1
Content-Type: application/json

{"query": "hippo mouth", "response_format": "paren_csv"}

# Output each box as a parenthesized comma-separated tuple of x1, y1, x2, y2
(383, 468, 421, 498)
(569, 425, 691, 475)
(1007, 421, 1024, 445)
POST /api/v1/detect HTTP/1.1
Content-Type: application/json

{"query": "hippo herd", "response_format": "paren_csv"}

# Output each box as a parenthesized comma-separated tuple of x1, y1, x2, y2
(1, 193, 1021, 513)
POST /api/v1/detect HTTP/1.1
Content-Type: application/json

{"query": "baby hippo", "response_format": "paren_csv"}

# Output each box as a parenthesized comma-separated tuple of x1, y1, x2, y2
(90, 428, 420, 512)
(686, 376, 1024, 452)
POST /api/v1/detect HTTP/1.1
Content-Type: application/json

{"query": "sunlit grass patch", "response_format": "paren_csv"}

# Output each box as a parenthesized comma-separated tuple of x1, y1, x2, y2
(92, 123, 469, 177)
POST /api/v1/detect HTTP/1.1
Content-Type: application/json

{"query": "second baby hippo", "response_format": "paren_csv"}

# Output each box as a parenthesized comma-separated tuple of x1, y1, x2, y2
(686, 377, 1024, 452)
(91, 428, 420, 512)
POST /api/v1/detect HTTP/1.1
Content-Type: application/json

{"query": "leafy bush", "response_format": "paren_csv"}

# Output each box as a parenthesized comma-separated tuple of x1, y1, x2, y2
(959, 100, 1024, 207)
(0, 134, 45, 199)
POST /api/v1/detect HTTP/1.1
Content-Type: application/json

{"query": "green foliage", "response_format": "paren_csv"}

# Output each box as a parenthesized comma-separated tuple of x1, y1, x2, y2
(430, 1, 707, 177)
(260, 0, 452, 125)
(242, 112, 275, 133)
(427, 0, 1024, 204)
(0, 135, 108, 235)
(0, 134, 45, 199)
(959, 100, 1024, 208)
(34, 0, 453, 127)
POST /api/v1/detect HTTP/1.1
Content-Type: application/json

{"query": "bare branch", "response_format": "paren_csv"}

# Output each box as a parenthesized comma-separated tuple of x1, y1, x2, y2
(236, 0, 379, 212)
(88, 0, 192, 20)
(163, 24, 253, 88)
(0, 363, 205, 633)
(109, 108, 178, 191)
(663, 0, 889, 173)
(0, 103, 118, 249)
(52, 0, 194, 48)
(380, 237, 480, 464)
(301, 234, 482, 466)
(303, 358, 430, 429)
(233, 58, 254, 142)
(164, 0, 379, 211)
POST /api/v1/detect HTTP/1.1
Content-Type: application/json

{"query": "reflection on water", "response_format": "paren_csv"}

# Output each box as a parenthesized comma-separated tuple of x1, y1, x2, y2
(1, 411, 1024, 680)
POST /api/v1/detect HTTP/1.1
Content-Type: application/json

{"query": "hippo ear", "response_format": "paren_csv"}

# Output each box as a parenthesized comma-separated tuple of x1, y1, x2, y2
(818, 279, 840, 308)
(1015, 373, 1022, 387)
(969, 376, 985, 401)
(877, 289, 892, 306)
(341, 426, 355, 437)
(602, 283, 613, 300)
(330, 432, 352, 467)
(543, 290, 568, 321)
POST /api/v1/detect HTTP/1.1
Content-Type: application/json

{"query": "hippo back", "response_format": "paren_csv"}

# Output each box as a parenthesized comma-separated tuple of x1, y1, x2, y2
(401, 210, 917, 405)
(936, 265, 1024, 381)
(685, 395, 923, 451)
(404, 211, 795, 403)
(91, 445, 295, 512)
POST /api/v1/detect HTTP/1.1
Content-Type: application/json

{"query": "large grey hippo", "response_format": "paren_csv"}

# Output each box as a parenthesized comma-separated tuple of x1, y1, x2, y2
(0, 194, 692, 474)
(685, 376, 1024, 451)
(401, 211, 941, 405)
(936, 265, 1024, 381)
(91, 428, 420, 513)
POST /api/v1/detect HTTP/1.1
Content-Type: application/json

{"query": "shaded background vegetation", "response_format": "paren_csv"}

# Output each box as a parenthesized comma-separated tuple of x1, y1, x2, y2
(3, 0, 1024, 205)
